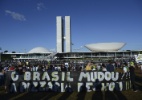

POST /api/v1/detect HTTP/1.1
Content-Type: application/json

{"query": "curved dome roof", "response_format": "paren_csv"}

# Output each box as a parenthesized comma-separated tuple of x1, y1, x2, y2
(85, 42, 126, 52)
(28, 47, 50, 53)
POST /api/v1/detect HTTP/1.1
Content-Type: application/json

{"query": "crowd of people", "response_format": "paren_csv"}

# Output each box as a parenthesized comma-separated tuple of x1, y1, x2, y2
(0, 59, 142, 92)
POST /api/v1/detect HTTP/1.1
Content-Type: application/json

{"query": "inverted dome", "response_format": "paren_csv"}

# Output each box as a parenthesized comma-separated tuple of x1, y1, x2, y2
(28, 47, 50, 53)
(85, 42, 126, 52)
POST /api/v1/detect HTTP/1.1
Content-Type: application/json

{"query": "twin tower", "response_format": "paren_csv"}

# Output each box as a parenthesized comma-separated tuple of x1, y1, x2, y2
(56, 16, 72, 53)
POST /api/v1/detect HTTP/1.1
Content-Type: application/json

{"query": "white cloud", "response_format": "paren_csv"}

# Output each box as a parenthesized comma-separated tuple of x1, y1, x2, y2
(37, 3, 46, 11)
(5, 10, 26, 21)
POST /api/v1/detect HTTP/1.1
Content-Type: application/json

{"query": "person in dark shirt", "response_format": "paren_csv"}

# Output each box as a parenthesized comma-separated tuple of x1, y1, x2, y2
(80, 82, 87, 92)
(129, 63, 138, 92)
(37, 65, 43, 71)
(0, 67, 4, 86)
(106, 60, 115, 72)
(93, 79, 102, 91)
(61, 65, 67, 71)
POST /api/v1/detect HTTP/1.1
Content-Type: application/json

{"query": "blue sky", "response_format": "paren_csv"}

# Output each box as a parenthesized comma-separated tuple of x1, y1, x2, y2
(0, 0, 142, 52)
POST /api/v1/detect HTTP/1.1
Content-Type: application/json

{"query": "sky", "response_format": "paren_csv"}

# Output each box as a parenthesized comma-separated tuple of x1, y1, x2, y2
(0, 0, 142, 53)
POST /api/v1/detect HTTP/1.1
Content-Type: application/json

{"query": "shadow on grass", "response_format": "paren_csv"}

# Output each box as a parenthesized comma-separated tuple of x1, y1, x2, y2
(58, 92, 73, 100)
(136, 83, 142, 91)
(135, 75, 142, 91)
(16, 92, 51, 100)
(114, 90, 127, 100)
(0, 93, 21, 100)
(135, 76, 142, 83)
(14, 92, 59, 100)
(41, 92, 59, 100)
(92, 91, 103, 100)
(77, 92, 86, 100)
(105, 91, 117, 100)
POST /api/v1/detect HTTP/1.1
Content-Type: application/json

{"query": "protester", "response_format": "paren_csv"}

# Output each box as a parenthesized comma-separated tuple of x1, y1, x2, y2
(106, 60, 115, 72)
(129, 62, 138, 92)
(121, 63, 129, 79)
(80, 82, 87, 92)
(91, 63, 96, 71)
(96, 63, 101, 71)
(85, 62, 92, 71)
(140, 63, 142, 74)
(61, 64, 67, 71)
(0, 67, 4, 86)
(5, 66, 15, 93)
(93, 79, 102, 91)
(52, 81, 60, 92)
(101, 63, 107, 71)
(123, 63, 129, 73)
(8, 66, 15, 71)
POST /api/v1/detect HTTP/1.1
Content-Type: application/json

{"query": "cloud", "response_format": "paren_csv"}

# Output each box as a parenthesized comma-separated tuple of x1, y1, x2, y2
(5, 10, 26, 21)
(37, 3, 46, 11)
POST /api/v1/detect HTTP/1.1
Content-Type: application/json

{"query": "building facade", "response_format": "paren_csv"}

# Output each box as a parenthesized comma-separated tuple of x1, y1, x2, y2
(56, 16, 71, 53)
(1, 50, 142, 63)
(65, 16, 71, 52)
(56, 16, 64, 53)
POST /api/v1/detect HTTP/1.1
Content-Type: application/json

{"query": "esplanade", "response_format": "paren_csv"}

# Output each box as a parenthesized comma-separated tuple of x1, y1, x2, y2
(0, 16, 142, 63)
(1, 44, 142, 63)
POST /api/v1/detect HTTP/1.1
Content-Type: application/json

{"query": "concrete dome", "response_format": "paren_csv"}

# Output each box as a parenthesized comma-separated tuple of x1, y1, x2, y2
(85, 42, 126, 52)
(28, 47, 50, 53)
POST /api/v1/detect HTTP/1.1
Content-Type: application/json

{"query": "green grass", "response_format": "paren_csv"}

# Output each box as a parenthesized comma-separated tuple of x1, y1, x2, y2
(0, 90, 141, 100)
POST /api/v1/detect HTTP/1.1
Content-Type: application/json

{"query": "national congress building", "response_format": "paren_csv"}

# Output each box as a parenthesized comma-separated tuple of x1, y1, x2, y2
(1, 16, 142, 63)
(56, 16, 71, 53)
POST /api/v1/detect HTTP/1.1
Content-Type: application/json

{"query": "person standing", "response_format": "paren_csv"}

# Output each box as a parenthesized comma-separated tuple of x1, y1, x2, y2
(129, 62, 138, 92)
(61, 64, 67, 71)
(121, 63, 129, 79)
(0, 66, 4, 86)
(85, 62, 92, 71)
(140, 64, 142, 74)
(101, 63, 107, 71)
(106, 60, 115, 72)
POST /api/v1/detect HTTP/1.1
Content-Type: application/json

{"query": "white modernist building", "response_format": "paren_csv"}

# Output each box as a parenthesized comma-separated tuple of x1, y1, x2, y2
(28, 47, 50, 54)
(3, 16, 142, 62)
(56, 16, 71, 53)
(65, 16, 72, 52)
(13, 47, 56, 61)
(56, 16, 64, 53)
(85, 42, 126, 52)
